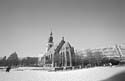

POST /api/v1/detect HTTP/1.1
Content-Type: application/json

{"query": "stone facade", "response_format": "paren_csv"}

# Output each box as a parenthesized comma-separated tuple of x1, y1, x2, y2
(41, 32, 75, 67)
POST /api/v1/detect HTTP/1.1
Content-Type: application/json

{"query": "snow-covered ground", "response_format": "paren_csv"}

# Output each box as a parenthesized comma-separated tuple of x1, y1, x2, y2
(0, 66, 125, 81)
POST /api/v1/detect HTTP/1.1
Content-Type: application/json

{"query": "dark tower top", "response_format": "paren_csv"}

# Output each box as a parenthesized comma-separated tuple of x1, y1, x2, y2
(47, 31, 53, 51)
(48, 31, 53, 43)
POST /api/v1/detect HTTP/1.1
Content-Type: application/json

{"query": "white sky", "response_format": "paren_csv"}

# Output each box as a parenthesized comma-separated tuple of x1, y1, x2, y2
(0, 0, 125, 57)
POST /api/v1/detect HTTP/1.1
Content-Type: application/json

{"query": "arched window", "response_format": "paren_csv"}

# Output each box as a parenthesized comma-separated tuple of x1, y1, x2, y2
(66, 51, 70, 66)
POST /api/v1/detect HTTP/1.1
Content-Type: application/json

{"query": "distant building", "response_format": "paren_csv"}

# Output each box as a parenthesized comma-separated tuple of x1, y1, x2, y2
(102, 47, 120, 58)
(115, 44, 125, 62)
(85, 44, 125, 61)
(40, 32, 75, 67)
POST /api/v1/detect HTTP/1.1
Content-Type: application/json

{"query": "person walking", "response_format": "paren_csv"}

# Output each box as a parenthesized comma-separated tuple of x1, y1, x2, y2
(6, 66, 11, 72)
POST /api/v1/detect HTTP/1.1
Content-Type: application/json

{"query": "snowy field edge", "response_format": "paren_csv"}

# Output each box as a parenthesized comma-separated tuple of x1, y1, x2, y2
(0, 66, 125, 81)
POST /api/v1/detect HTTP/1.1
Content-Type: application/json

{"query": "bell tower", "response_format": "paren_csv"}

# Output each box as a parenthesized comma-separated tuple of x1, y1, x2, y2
(47, 31, 53, 51)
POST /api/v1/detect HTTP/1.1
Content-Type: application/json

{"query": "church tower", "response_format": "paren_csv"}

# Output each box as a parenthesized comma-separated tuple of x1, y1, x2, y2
(47, 31, 53, 51)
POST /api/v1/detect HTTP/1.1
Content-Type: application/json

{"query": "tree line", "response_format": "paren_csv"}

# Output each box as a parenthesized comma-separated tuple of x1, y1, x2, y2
(0, 52, 38, 67)
(0, 50, 122, 67)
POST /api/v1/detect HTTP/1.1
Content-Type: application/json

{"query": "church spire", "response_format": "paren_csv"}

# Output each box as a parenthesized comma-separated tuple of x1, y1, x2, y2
(48, 30, 53, 43)
(50, 30, 52, 37)
(50, 24, 53, 37)
(47, 31, 53, 51)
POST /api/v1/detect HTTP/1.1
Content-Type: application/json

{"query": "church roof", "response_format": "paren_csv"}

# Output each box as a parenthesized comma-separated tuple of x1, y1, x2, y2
(47, 43, 59, 55)
(62, 42, 71, 49)
(46, 40, 73, 55)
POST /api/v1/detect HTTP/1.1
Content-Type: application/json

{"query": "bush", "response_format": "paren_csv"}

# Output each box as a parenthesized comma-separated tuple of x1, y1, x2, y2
(109, 59, 120, 65)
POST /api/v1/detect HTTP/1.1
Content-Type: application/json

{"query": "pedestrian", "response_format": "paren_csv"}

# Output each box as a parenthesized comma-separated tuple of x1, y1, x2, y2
(6, 66, 11, 72)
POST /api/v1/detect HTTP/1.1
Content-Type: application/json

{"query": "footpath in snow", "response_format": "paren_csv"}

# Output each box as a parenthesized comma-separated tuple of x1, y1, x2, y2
(0, 66, 125, 81)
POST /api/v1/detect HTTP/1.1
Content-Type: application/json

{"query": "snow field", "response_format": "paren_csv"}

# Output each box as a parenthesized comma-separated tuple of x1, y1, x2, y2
(0, 66, 125, 81)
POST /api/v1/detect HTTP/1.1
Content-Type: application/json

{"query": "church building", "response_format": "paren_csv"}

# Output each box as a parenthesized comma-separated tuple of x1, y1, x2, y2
(40, 32, 75, 67)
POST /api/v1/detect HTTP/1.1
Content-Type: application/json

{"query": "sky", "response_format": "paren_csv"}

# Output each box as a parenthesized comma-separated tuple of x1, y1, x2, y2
(0, 0, 125, 57)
